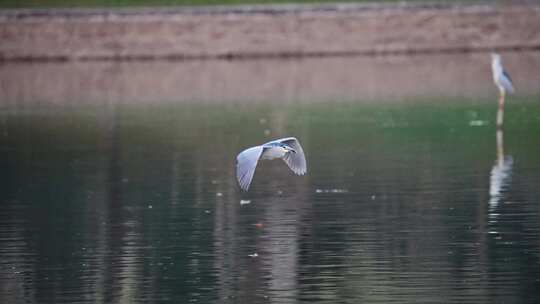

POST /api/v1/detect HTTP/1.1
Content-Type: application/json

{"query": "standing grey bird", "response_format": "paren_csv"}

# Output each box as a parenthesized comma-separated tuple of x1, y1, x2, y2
(236, 137, 307, 191)
(491, 53, 514, 126)
(491, 53, 515, 96)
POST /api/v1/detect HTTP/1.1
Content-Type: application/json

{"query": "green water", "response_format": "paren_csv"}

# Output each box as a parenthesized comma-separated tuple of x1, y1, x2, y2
(1, 96, 540, 303)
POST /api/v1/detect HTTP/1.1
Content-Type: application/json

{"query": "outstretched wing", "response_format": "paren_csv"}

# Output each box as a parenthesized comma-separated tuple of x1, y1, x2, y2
(500, 70, 515, 94)
(236, 145, 265, 191)
(279, 137, 307, 175)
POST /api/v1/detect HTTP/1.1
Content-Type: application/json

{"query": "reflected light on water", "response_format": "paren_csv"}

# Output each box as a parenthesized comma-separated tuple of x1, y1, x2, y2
(1, 51, 540, 106)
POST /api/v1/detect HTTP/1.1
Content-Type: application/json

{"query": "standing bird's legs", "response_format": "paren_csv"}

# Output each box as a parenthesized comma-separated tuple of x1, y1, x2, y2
(496, 129, 504, 167)
(497, 90, 505, 127)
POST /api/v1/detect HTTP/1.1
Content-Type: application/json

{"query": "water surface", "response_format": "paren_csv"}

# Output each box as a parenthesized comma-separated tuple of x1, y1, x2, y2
(1, 57, 540, 303)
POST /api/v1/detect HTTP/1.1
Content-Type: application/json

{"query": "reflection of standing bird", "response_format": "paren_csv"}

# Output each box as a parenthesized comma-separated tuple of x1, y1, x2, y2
(488, 129, 513, 222)
(488, 154, 513, 224)
(489, 155, 513, 213)
(236, 137, 307, 191)
(491, 53, 514, 126)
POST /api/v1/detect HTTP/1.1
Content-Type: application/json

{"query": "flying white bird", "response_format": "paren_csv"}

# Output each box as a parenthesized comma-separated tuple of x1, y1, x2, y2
(236, 137, 307, 191)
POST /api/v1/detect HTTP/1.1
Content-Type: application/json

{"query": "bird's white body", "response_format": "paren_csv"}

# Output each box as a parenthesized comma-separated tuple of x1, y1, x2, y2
(261, 146, 289, 160)
(491, 53, 514, 95)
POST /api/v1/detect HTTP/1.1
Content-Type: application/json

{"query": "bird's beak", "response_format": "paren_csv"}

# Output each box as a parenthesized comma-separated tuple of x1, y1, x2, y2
(288, 148, 297, 154)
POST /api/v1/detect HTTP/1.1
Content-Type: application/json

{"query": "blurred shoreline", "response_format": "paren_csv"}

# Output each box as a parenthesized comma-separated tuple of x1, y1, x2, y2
(1, 3, 540, 61)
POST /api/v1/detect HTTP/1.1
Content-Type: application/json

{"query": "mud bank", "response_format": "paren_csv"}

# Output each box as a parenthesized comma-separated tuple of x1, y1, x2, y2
(1, 3, 540, 61)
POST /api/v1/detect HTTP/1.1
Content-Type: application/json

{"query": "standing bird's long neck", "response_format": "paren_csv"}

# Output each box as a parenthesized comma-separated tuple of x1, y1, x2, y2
(492, 58, 502, 82)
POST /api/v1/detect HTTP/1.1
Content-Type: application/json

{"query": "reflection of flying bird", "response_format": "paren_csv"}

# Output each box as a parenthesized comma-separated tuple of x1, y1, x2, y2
(236, 137, 307, 191)
(491, 53, 514, 96)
